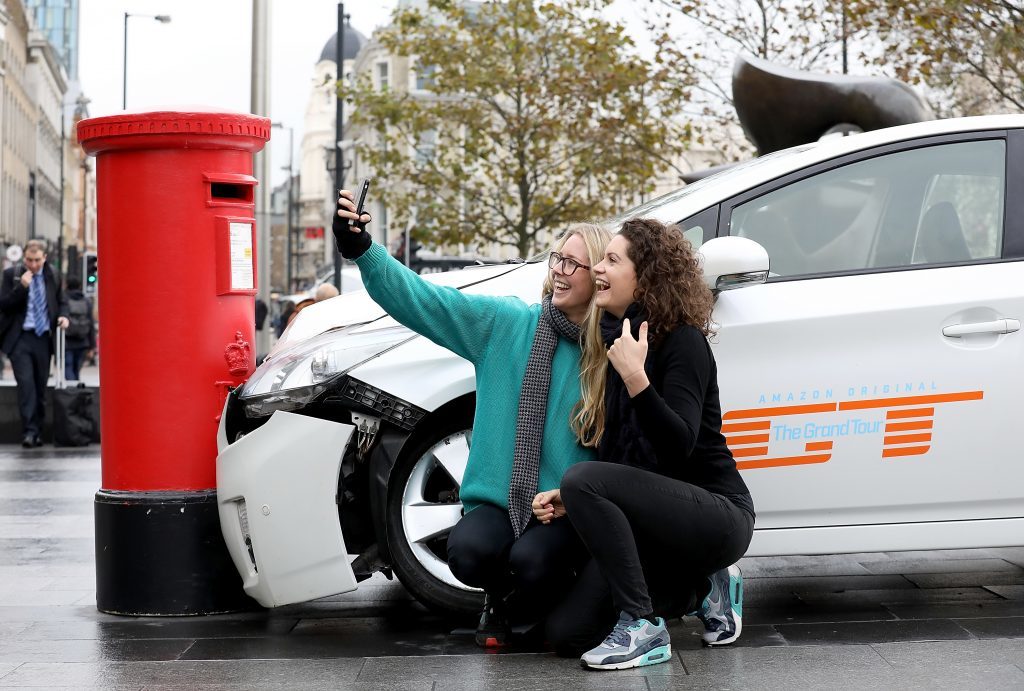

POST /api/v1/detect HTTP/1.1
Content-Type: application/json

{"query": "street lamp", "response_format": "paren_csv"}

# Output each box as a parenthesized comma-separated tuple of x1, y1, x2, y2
(333, 3, 351, 292)
(272, 122, 295, 291)
(123, 13, 171, 110)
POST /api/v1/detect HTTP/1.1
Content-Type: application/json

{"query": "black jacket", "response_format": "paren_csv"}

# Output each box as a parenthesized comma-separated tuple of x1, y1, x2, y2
(0, 263, 68, 356)
(598, 306, 755, 517)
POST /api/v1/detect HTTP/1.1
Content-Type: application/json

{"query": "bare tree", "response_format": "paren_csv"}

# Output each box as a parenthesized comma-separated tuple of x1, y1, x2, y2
(647, 1, 857, 154)
(848, 0, 1024, 116)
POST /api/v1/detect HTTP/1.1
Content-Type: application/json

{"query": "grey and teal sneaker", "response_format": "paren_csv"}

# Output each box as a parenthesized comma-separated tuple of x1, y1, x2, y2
(693, 564, 743, 646)
(580, 612, 672, 670)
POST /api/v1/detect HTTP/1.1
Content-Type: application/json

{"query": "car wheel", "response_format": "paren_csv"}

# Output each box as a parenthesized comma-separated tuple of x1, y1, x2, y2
(385, 411, 484, 616)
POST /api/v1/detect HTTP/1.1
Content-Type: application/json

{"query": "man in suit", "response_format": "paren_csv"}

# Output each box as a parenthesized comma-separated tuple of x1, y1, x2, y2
(0, 240, 69, 447)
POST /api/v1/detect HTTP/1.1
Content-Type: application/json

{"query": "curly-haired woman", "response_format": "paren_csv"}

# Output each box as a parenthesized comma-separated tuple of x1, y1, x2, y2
(533, 218, 755, 670)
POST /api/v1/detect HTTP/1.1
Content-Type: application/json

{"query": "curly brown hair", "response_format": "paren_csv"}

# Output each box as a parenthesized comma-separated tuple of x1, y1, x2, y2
(574, 217, 716, 448)
(619, 217, 716, 344)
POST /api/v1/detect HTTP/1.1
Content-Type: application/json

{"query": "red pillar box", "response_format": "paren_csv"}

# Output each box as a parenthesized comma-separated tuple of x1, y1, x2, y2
(78, 110, 270, 615)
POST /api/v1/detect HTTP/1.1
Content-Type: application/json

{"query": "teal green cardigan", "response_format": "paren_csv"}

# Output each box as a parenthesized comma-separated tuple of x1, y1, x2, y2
(354, 243, 594, 512)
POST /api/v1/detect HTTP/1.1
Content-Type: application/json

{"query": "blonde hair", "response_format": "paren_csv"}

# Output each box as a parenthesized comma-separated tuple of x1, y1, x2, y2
(539, 223, 612, 448)
(575, 295, 608, 447)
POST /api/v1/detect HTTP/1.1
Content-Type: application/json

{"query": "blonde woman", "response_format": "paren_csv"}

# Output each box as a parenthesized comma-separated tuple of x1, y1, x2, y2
(335, 190, 610, 647)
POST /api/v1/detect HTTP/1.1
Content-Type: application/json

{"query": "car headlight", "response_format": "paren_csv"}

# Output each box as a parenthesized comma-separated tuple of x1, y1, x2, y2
(238, 324, 415, 417)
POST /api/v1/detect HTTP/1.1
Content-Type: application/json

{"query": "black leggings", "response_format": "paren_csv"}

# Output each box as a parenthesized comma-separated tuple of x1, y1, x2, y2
(547, 462, 754, 654)
(446, 502, 585, 620)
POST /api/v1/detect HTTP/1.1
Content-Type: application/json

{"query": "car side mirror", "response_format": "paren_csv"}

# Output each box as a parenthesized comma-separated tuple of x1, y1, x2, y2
(698, 236, 769, 292)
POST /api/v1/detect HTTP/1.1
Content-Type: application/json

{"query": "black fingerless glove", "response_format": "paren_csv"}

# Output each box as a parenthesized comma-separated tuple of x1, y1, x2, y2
(332, 200, 372, 260)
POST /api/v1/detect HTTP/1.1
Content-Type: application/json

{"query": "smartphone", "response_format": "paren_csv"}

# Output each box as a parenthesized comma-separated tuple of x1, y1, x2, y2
(352, 178, 371, 224)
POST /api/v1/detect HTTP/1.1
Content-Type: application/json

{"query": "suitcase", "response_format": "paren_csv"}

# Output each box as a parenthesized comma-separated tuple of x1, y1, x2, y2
(52, 328, 97, 447)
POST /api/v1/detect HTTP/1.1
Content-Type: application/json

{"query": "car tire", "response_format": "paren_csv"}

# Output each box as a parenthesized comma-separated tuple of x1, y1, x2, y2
(385, 406, 484, 617)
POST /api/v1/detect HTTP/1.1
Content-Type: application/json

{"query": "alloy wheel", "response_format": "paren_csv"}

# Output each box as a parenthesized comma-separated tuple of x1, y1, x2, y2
(399, 430, 479, 592)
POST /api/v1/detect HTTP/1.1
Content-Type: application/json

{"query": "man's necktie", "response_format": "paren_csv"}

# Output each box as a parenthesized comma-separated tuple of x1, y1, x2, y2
(30, 273, 48, 337)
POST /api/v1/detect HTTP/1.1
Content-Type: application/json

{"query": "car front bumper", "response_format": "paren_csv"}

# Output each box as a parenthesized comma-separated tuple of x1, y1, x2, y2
(216, 405, 358, 608)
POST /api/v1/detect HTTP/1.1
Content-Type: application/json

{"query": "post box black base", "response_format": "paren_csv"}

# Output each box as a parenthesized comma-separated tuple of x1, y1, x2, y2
(94, 489, 258, 616)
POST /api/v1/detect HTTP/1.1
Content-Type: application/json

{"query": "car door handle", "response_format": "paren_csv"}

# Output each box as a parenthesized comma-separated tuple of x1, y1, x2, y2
(942, 318, 1021, 338)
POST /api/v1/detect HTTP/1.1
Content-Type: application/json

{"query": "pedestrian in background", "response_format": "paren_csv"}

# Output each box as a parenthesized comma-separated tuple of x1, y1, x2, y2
(0, 240, 69, 447)
(314, 283, 339, 301)
(255, 298, 269, 332)
(275, 300, 295, 338)
(289, 297, 314, 324)
(62, 275, 95, 381)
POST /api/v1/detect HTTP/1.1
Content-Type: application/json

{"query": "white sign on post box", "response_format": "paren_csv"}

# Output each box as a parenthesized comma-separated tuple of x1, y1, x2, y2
(229, 222, 254, 291)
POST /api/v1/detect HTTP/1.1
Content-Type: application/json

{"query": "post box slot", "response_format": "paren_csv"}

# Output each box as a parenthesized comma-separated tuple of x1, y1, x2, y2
(210, 183, 253, 203)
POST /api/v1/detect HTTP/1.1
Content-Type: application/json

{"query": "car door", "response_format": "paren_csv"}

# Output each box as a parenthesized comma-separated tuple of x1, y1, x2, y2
(707, 132, 1024, 549)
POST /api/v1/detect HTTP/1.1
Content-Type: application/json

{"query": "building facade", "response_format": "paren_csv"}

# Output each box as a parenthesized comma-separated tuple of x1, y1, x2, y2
(27, 32, 65, 244)
(24, 0, 93, 276)
(1, 0, 38, 251)
(24, 0, 77, 80)
(296, 25, 366, 290)
(66, 97, 95, 265)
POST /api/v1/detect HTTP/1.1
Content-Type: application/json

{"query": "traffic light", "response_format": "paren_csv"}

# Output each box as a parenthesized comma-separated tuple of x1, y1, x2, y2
(83, 252, 98, 294)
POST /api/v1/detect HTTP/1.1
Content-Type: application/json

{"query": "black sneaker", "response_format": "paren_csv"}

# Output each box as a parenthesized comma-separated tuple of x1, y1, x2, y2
(475, 594, 511, 648)
(20, 435, 33, 449)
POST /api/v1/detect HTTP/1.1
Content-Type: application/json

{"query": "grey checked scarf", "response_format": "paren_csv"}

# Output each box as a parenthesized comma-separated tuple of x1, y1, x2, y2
(508, 294, 582, 539)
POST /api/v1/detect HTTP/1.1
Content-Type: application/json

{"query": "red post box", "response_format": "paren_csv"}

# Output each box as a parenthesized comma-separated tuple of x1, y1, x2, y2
(78, 109, 270, 615)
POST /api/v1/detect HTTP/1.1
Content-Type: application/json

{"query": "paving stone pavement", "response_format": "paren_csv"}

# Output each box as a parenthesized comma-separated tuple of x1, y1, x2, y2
(1, 446, 1023, 689)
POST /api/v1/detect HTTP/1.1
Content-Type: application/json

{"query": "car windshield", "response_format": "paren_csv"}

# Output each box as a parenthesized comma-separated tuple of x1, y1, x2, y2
(524, 143, 818, 263)
(604, 144, 817, 227)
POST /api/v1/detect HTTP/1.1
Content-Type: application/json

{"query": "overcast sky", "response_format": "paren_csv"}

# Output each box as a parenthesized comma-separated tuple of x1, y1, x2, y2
(79, 1, 398, 187)
(78, 1, 655, 188)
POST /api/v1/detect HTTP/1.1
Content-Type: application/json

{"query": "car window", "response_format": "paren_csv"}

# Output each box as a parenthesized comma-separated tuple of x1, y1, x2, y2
(729, 140, 1006, 277)
(603, 145, 816, 228)
(913, 170, 1003, 263)
(677, 206, 717, 251)
(682, 225, 703, 248)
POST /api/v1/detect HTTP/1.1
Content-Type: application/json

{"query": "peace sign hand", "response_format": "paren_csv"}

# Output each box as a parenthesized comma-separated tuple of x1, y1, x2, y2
(606, 318, 651, 397)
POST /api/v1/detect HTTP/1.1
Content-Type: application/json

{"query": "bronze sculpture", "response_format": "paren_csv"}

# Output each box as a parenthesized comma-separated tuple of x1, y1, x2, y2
(732, 54, 934, 156)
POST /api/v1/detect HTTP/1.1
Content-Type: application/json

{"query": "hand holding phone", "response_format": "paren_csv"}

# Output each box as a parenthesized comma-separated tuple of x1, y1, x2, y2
(333, 180, 374, 259)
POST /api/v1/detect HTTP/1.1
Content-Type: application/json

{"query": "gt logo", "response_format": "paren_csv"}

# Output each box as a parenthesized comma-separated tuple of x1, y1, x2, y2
(722, 391, 984, 470)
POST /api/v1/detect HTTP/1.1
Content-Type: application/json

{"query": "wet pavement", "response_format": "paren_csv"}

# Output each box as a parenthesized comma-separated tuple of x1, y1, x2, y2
(2, 445, 1024, 689)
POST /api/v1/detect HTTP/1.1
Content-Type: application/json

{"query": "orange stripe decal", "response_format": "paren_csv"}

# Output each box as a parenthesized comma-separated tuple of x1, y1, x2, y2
(731, 446, 769, 458)
(723, 402, 837, 421)
(882, 445, 931, 458)
(885, 420, 934, 432)
(838, 391, 983, 411)
(726, 433, 771, 446)
(886, 407, 934, 420)
(736, 453, 831, 470)
(804, 440, 834, 452)
(721, 421, 771, 433)
(883, 433, 932, 445)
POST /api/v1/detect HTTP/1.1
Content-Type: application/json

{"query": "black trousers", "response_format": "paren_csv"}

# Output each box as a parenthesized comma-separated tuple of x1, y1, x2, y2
(547, 462, 754, 655)
(10, 331, 52, 438)
(447, 502, 585, 620)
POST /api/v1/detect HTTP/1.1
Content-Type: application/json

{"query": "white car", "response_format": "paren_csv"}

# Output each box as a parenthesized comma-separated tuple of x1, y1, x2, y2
(217, 114, 1024, 614)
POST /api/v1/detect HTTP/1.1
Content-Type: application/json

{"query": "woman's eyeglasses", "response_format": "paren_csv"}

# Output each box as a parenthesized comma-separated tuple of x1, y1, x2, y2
(548, 252, 590, 276)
